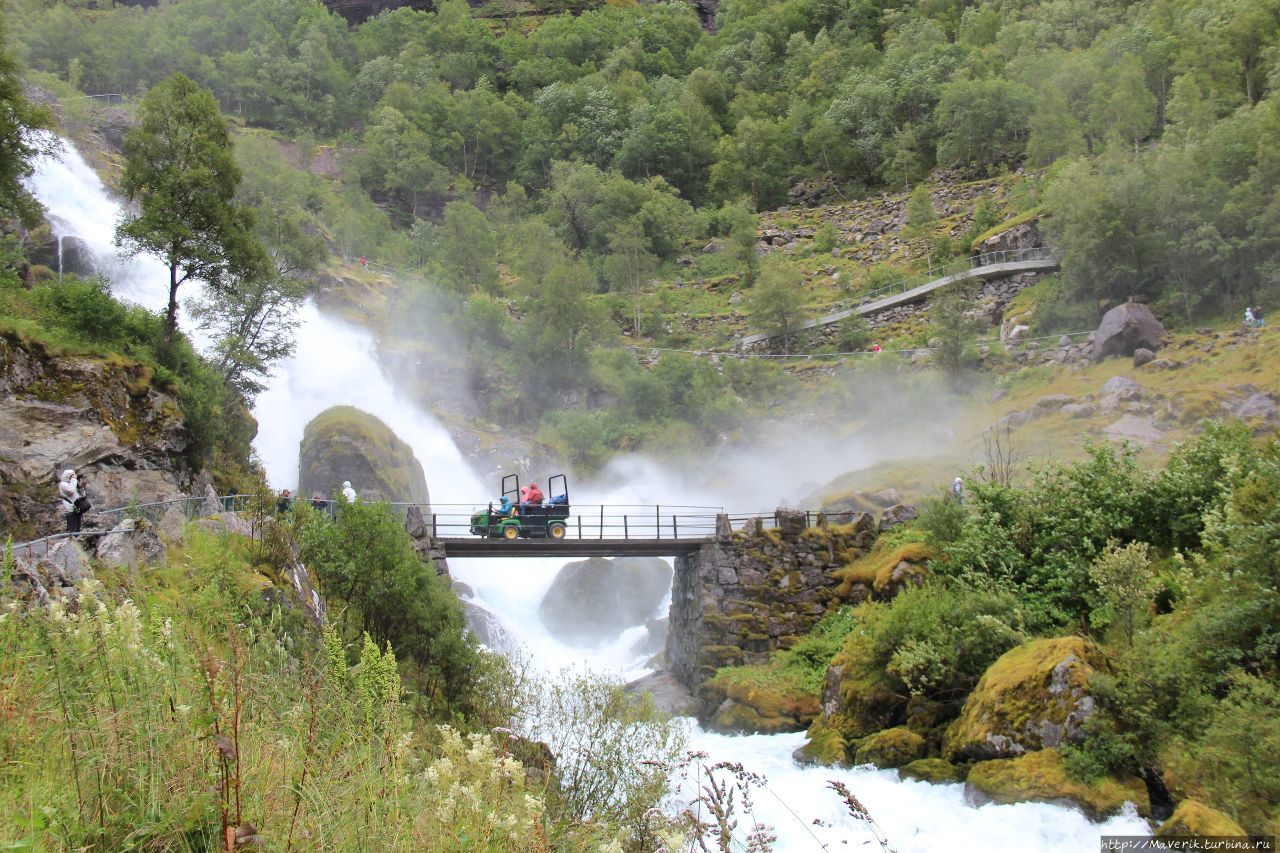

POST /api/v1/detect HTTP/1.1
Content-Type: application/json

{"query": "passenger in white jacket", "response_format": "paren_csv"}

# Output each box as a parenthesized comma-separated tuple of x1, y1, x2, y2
(57, 469, 85, 533)
(341, 481, 357, 502)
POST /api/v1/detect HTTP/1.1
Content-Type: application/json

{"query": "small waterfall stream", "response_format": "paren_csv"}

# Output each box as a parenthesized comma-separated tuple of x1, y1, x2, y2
(26, 136, 1152, 851)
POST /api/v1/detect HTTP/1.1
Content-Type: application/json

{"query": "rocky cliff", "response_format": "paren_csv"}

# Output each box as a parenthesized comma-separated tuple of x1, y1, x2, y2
(298, 405, 430, 503)
(0, 331, 196, 537)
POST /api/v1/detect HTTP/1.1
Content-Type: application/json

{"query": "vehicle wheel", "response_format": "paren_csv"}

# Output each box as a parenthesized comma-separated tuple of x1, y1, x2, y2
(502, 524, 520, 540)
(548, 522, 566, 540)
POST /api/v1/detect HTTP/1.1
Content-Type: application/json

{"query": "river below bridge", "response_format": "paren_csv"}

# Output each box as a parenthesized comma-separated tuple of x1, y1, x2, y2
(29, 136, 1152, 851)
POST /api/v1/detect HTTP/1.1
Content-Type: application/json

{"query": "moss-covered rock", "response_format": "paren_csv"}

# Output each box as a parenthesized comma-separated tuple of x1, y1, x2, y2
(854, 726, 927, 768)
(965, 748, 1150, 819)
(899, 758, 965, 784)
(795, 718, 850, 767)
(944, 636, 1102, 762)
(1156, 800, 1247, 837)
(298, 405, 429, 503)
(703, 666, 822, 735)
(710, 697, 810, 734)
(833, 542, 933, 603)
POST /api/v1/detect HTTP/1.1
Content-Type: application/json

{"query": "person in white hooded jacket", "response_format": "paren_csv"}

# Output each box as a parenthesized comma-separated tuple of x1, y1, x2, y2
(57, 469, 86, 533)
(341, 481, 357, 502)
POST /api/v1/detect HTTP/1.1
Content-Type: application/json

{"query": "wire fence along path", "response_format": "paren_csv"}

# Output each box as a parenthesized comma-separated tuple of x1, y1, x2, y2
(739, 246, 1060, 347)
(4, 496, 840, 563)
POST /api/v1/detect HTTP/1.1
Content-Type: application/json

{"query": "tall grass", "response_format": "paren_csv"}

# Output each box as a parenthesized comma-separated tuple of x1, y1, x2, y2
(0, 577, 563, 850)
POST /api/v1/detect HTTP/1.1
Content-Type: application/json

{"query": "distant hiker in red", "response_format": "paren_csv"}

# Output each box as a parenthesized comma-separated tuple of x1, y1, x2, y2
(872, 343, 882, 355)
(359, 256, 367, 268)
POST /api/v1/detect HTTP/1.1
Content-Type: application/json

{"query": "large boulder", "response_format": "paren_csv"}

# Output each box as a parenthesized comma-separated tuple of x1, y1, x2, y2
(853, 726, 927, 769)
(1092, 303, 1165, 361)
(538, 556, 673, 647)
(945, 637, 1102, 762)
(298, 406, 429, 504)
(965, 748, 1149, 820)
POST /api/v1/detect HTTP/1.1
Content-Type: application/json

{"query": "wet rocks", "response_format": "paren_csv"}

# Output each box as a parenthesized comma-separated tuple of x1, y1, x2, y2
(624, 671, 702, 718)
(539, 556, 673, 647)
(965, 748, 1149, 820)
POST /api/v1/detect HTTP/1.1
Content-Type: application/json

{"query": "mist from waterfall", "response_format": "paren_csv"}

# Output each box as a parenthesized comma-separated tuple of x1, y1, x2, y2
(27, 135, 1152, 852)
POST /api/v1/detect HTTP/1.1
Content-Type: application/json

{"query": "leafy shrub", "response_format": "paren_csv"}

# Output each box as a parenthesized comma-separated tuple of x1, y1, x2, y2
(938, 443, 1147, 629)
(849, 583, 1024, 702)
(299, 499, 481, 716)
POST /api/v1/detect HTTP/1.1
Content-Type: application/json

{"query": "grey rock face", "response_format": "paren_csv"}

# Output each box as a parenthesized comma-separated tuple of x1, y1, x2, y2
(878, 503, 919, 531)
(1235, 392, 1278, 422)
(1092, 303, 1165, 361)
(1103, 415, 1166, 447)
(624, 671, 702, 718)
(298, 405, 430, 504)
(1132, 347, 1156, 367)
(538, 556, 674, 647)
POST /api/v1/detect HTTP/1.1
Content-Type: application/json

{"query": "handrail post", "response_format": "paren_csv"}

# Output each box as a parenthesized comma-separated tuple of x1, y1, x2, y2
(577, 515, 582, 539)
(432, 513, 437, 538)
(673, 514, 678, 539)
(656, 505, 660, 539)
(599, 506, 604, 539)
(623, 515, 629, 540)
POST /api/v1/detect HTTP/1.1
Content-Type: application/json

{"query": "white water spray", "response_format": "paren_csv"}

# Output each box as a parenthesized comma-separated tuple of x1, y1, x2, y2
(27, 135, 1152, 851)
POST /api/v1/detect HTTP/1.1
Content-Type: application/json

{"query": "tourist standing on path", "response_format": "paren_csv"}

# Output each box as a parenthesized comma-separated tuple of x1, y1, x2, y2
(341, 481, 357, 502)
(1245, 306, 1256, 329)
(1254, 306, 1265, 329)
(952, 477, 964, 505)
(57, 469, 88, 533)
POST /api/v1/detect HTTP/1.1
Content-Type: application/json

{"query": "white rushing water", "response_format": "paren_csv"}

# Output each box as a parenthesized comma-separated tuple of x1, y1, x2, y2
(28, 136, 1152, 851)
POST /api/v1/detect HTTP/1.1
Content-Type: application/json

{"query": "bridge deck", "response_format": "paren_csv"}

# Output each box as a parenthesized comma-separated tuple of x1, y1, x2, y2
(435, 537, 713, 558)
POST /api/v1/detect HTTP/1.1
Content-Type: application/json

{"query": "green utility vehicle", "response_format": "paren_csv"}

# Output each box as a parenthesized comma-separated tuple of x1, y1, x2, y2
(469, 474, 570, 540)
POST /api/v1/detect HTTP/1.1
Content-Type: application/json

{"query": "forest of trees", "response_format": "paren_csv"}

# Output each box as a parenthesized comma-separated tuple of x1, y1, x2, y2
(5, 0, 1280, 462)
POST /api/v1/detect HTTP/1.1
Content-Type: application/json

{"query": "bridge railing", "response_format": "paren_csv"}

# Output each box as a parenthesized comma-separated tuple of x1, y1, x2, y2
(422, 503, 725, 541)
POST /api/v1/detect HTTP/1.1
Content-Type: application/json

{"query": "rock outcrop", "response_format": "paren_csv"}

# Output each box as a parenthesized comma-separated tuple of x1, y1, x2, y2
(944, 636, 1102, 762)
(538, 556, 672, 647)
(0, 331, 195, 537)
(1092, 303, 1165, 361)
(298, 405, 429, 504)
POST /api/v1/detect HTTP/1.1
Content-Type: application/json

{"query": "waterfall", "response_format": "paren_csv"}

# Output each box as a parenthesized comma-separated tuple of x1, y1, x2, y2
(26, 136, 1153, 851)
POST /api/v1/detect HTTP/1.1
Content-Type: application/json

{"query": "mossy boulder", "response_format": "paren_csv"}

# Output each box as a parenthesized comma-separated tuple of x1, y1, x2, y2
(538, 556, 672, 647)
(965, 748, 1150, 820)
(710, 697, 812, 734)
(1156, 800, 1247, 837)
(794, 718, 850, 767)
(944, 636, 1102, 762)
(899, 758, 965, 784)
(298, 406, 429, 504)
(854, 727, 927, 768)
(703, 665, 822, 735)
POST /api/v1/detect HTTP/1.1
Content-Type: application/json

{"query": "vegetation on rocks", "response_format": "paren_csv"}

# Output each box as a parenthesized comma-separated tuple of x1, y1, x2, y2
(966, 748, 1150, 821)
